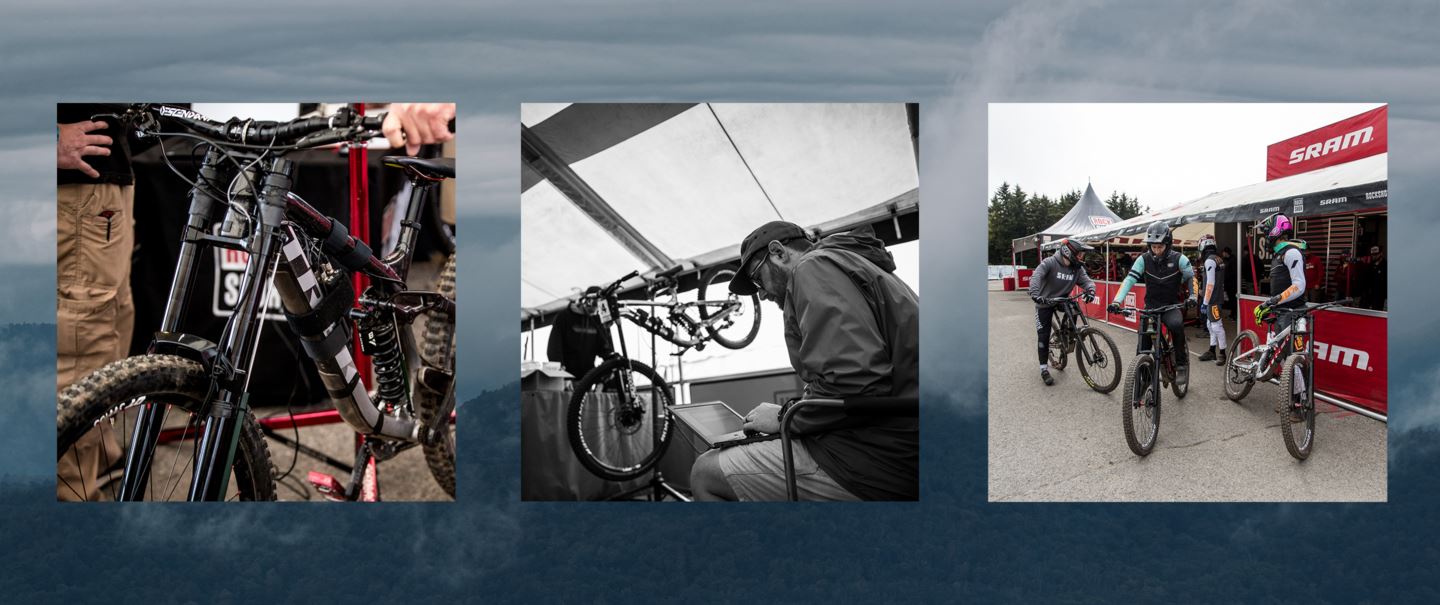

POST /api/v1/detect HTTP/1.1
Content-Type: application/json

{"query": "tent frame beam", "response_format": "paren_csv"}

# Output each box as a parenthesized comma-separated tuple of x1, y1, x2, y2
(522, 124, 674, 270)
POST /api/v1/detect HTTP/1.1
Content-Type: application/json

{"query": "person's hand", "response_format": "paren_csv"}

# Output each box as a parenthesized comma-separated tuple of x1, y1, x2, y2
(1185, 297, 1198, 311)
(742, 402, 782, 434)
(1107, 302, 1122, 314)
(1253, 304, 1270, 324)
(57, 121, 113, 179)
(1083, 291, 1095, 303)
(382, 103, 455, 155)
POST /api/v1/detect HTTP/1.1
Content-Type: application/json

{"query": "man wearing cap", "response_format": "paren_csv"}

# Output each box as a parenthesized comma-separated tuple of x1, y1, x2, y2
(689, 221, 919, 501)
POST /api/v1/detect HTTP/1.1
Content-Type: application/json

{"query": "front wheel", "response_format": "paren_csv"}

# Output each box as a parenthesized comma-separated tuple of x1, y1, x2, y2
(1224, 330, 1260, 402)
(56, 354, 277, 501)
(567, 357, 675, 482)
(1121, 355, 1160, 457)
(1277, 354, 1315, 461)
(697, 265, 762, 349)
(1075, 326, 1120, 394)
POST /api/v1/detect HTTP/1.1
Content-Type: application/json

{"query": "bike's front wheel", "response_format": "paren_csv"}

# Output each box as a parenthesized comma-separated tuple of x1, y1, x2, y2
(697, 265, 762, 350)
(1277, 354, 1315, 461)
(1121, 355, 1160, 457)
(1076, 326, 1120, 393)
(1224, 330, 1260, 402)
(567, 357, 675, 482)
(56, 354, 277, 501)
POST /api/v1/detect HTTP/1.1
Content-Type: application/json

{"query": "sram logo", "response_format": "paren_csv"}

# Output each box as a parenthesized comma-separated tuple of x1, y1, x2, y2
(1314, 341, 1371, 371)
(1287, 126, 1374, 165)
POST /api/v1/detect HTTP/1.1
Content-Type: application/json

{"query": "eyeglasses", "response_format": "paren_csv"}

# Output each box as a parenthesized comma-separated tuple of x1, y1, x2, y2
(745, 253, 769, 291)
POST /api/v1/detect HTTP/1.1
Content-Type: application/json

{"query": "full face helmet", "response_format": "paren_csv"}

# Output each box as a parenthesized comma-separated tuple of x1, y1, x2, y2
(1143, 221, 1173, 256)
(1057, 238, 1094, 264)
(1255, 212, 1294, 251)
(1198, 235, 1218, 257)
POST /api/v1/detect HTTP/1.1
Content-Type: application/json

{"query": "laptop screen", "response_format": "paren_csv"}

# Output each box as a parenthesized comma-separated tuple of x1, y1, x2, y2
(669, 402, 744, 440)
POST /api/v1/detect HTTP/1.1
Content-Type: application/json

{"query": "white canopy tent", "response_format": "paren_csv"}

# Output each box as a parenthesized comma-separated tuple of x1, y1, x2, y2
(1069, 153, 1387, 244)
(1012, 183, 1123, 254)
(521, 103, 920, 386)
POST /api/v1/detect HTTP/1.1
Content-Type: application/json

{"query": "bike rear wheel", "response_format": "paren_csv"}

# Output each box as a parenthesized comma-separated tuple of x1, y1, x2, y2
(697, 265, 762, 350)
(416, 254, 456, 497)
(1047, 328, 1068, 371)
(1076, 326, 1120, 393)
(56, 354, 276, 501)
(1277, 354, 1315, 461)
(1121, 355, 1160, 456)
(567, 357, 675, 482)
(1224, 330, 1260, 401)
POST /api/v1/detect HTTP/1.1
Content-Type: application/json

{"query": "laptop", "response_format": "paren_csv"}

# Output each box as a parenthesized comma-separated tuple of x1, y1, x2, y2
(667, 401, 780, 452)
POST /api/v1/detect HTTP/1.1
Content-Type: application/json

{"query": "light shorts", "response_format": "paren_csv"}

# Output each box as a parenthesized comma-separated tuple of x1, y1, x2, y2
(716, 438, 861, 502)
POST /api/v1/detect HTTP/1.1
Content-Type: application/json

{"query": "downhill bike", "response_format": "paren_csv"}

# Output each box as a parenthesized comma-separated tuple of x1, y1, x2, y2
(1224, 299, 1352, 460)
(56, 104, 456, 501)
(1037, 293, 1122, 394)
(566, 265, 761, 482)
(1118, 302, 1190, 456)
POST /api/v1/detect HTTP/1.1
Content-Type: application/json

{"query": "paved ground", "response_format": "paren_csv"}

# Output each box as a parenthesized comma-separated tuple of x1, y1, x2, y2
(988, 290, 1386, 502)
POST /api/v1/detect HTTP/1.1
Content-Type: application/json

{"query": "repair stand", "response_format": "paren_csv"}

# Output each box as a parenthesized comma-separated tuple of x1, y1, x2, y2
(605, 327, 690, 501)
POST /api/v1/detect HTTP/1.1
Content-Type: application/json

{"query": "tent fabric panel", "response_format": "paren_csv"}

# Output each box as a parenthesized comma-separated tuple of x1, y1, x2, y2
(521, 179, 645, 308)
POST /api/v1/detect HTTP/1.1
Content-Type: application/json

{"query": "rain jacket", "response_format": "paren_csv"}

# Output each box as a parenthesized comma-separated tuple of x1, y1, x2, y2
(782, 226, 919, 501)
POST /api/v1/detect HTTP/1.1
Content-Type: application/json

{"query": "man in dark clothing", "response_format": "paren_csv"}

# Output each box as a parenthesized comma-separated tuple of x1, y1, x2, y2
(1359, 245, 1386, 311)
(1027, 239, 1097, 386)
(690, 221, 919, 501)
(546, 286, 613, 380)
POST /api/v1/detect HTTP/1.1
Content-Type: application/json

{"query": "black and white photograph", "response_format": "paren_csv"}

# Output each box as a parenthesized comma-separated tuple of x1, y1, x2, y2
(987, 103, 1388, 502)
(520, 103, 920, 501)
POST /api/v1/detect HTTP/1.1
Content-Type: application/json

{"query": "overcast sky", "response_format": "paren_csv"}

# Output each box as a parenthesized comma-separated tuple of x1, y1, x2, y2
(989, 103, 1387, 209)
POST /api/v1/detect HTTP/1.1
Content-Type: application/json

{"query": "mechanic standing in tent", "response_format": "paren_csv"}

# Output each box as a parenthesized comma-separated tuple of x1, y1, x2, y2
(689, 221, 918, 501)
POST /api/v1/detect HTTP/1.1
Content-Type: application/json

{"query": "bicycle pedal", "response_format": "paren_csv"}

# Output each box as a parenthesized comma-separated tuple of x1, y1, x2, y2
(307, 471, 349, 501)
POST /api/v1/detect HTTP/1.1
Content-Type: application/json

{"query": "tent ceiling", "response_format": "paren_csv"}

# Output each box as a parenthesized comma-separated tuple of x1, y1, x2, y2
(522, 103, 919, 314)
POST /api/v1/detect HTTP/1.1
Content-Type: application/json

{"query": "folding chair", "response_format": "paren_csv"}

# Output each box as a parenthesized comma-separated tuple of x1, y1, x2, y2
(779, 396, 920, 501)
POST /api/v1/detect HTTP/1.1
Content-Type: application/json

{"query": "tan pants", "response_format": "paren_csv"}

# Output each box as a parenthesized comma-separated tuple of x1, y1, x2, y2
(56, 182, 134, 501)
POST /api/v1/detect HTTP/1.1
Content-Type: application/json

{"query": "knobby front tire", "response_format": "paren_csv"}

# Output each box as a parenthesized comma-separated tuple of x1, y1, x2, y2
(1277, 354, 1315, 461)
(697, 265, 762, 350)
(1076, 326, 1120, 394)
(417, 254, 457, 497)
(56, 354, 277, 501)
(1121, 355, 1160, 457)
(566, 357, 675, 482)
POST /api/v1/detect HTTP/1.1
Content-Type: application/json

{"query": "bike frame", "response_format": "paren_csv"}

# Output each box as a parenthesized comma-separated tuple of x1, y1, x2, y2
(117, 129, 453, 501)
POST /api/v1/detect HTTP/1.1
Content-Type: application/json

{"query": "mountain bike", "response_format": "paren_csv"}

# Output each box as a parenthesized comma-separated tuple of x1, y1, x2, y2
(1117, 302, 1190, 456)
(1223, 298, 1352, 460)
(566, 266, 761, 482)
(1037, 293, 1121, 394)
(56, 104, 456, 501)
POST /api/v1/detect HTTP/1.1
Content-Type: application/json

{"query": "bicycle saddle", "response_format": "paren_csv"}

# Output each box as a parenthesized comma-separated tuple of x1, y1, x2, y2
(383, 156, 454, 180)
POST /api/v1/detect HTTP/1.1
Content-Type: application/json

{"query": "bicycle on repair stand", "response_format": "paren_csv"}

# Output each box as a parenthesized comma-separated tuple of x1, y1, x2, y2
(56, 104, 456, 501)
(1116, 301, 1190, 456)
(1224, 299, 1352, 460)
(565, 265, 761, 492)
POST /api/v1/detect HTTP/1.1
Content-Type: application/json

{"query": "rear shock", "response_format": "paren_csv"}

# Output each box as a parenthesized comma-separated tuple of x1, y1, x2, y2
(360, 313, 407, 409)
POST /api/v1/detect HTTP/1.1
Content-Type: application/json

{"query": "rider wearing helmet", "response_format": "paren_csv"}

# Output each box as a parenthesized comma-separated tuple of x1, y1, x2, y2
(1253, 212, 1309, 414)
(1027, 238, 1097, 386)
(1107, 221, 1195, 377)
(1195, 235, 1229, 365)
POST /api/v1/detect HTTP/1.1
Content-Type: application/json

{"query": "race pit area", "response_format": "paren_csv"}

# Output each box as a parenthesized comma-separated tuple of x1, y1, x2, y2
(987, 290, 1386, 503)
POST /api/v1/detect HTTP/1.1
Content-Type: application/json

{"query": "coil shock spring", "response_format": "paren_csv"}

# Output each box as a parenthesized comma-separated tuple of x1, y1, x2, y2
(361, 315, 407, 405)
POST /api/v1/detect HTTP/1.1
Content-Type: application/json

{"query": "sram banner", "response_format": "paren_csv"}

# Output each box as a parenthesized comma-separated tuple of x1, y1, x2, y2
(1239, 297, 1387, 414)
(214, 242, 286, 320)
(1267, 106, 1387, 180)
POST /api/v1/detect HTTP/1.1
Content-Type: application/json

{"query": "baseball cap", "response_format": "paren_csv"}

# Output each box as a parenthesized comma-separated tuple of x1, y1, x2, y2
(730, 220, 807, 295)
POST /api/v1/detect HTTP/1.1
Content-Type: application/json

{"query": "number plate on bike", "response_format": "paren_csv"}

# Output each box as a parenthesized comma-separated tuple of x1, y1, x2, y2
(597, 299, 612, 324)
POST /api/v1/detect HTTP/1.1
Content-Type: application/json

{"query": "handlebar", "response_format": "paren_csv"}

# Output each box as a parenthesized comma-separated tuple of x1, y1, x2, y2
(1038, 293, 1088, 304)
(1118, 302, 1187, 317)
(597, 270, 642, 296)
(104, 104, 389, 148)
